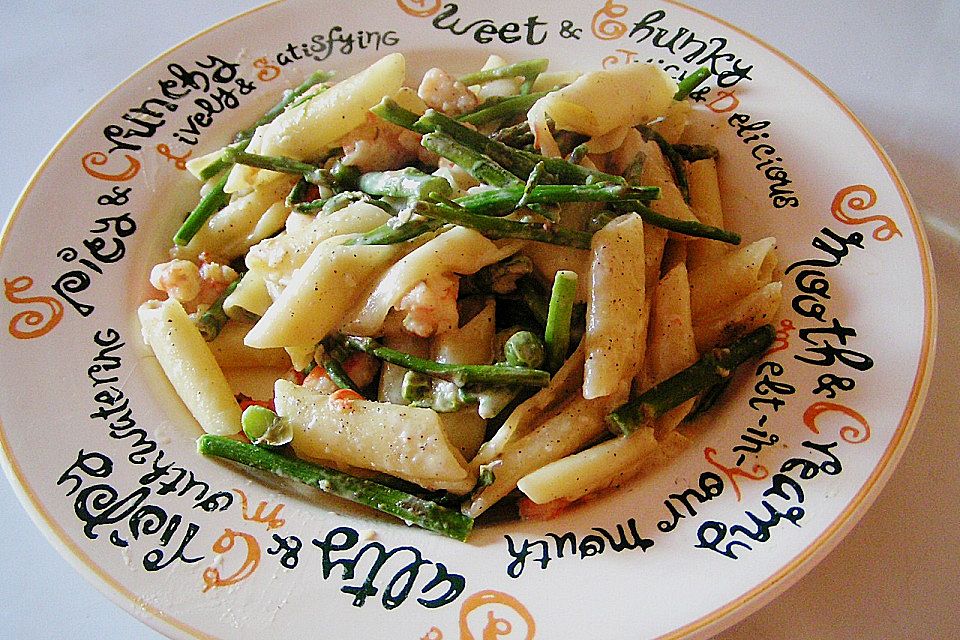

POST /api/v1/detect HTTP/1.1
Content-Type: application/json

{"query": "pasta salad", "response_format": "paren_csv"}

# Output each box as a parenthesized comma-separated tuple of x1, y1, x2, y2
(139, 53, 782, 540)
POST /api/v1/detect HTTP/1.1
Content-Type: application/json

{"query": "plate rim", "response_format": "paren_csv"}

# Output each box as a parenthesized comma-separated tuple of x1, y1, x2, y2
(0, 1, 938, 638)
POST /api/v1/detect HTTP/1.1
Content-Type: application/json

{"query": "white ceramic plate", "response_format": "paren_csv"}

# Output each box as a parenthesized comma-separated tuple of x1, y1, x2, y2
(0, 1, 935, 638)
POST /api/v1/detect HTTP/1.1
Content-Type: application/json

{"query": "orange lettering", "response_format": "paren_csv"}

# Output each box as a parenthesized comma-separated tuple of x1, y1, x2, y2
(830, 184, 901, 242)
(5, 276, 64, 339)
(764, 318, 796, 355)
(396, 0, 442, 18)
(233, 488, 286, 530)
(592, 1, 629, 40)
(155, 143, 192, 170)
(253, 57, 281, 82)
(803, 401, 871, 444)
(704, 447, 768, 501)
(81, 151, 140, 182)
(706, 89, 739, 113)
(202, 528, 261, 592)
(459, 590, 535, 640)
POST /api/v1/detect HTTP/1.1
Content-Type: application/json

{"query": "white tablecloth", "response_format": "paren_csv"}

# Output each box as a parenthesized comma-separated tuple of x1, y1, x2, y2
(1, 2, 957, 638)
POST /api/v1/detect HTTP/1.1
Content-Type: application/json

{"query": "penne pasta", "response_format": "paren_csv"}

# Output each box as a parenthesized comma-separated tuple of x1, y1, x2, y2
(244, 239, 402, 348)
(688, 237, 779, 323)
(342, 227, 518, 337)
(138, 298, 241, 435)
(583, 213, 647, 399)
(693, 281, 784, 352)
(686, 158, 730, 270)
(275, 379, 475, 494)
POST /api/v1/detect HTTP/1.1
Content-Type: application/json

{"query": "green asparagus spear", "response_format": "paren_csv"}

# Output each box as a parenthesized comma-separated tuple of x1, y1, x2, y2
(415, 108, 625, 185)
(517, 161, 546, 210)
(235, 70, 334, 142)
(221, 148, 329, 185)
(672, 144, 720, 162)
(490, 119, 536, 148)
(322, 354, 363, 394)
(286, 177, 314, 206)
(414, 199, 594, 249)
(465, 254, 533, 295)
(607, 325, 776, 436)
(343, 218, 444, 246)
(197, 142, 246, 182)
(453, 182, 660, 216)
(420, 132, 523, 188)
(358, 167, 454, 200)
(459, 58, 549, 87)
(516, 275, 549, 326)
(173, 173, 231, 246)
(327, 159, 361, 191)
(543, 270, 578, 372)
(341, 335, 550, 388)
(197, 435, 474, 540)
(614, 201, 741, 244)
(674, 67, 711, 101)
(636, 124, 690, 202)
(370, 96, 425, 131)
(457, 91, 551, 125)
(371, 99, 620, 185)
(196, 278, 239, 341)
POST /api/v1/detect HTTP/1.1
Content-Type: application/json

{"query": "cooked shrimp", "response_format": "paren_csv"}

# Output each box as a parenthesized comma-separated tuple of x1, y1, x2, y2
(196, 255, 239, 306)
(150, 259, 201, 303)
(149, 256, 237, 310)
(302, 366, 340, 395)
(397, 273, 460, 338)
(340, 113, 437, 172)
(418, 67, 479, 116)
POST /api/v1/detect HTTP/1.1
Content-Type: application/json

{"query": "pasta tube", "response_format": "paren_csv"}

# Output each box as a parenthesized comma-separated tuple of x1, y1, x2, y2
(583, 213, 647, 399)
(138, 299, 241, 435)
(244, 240, 401, 349)
(274, 379, 475, 493)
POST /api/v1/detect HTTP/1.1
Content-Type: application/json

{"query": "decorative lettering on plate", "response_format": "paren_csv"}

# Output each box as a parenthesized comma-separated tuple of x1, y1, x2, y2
(803, 401, 871, 444)
(704, 447, 769, 501)
(155, 143, 192, 170)
(591, 0, 630, 41)
(233, 488, 286, 530)
(831, 184, 901, 241)
(253, 56, 282, 81)
(202, 528, 261, 592)
(4, 276, 64, 339)
(81, 151, 141, 182)
(396, 0, 443, 18)
(764, 318, 796, 355)
(422, 589, 536, 640)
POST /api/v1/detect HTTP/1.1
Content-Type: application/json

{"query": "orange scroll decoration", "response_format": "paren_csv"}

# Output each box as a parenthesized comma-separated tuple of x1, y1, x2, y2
(155, 143, 192, 170)
(81, 151, 140, 182)
(397, 0, 443, 17)
(202, 528, 261, 592)
(253, 56, 282, 82)
(803, 401, 871, 444)
(5, 276, 64, 339)
(423, 590, 536, 639)
(830, 184, 901, 241)
(592, 1, 629, 40)
(233, 488, 286, 530)
(704, 447, 769, 502)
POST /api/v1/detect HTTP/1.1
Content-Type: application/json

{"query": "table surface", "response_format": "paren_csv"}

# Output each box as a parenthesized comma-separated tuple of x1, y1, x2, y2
(1, 2, 957, 638)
